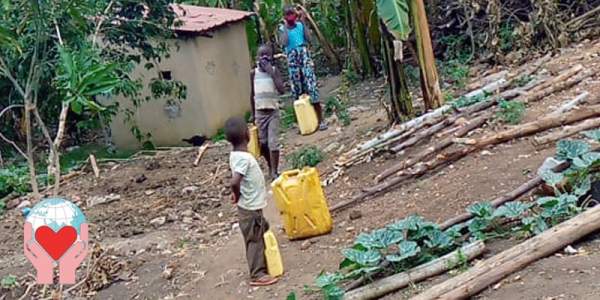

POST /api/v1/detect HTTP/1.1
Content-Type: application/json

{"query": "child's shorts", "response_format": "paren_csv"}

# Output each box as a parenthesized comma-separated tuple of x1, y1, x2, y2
(255, 109, 280, 151)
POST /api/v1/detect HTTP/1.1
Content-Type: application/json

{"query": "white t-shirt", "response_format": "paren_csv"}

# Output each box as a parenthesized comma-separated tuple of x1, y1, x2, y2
(229, 151, 268, 210)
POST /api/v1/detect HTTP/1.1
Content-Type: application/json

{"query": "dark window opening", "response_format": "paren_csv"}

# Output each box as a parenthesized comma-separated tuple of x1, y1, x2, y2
(160, 71, 172, 80)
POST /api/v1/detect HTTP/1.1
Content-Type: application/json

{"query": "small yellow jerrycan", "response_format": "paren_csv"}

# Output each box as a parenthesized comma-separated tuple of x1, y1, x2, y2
(271, 167, 333, 240)
(247, 124, 261, 159)
(263, 229, 284, 277)
(293, 94, 319, 135)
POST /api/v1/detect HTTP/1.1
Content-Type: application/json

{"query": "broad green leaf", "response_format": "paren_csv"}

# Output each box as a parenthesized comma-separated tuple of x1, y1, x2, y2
(558, 194, 578, 206)
(355, 229, 404, 249)
(572, 152, 600, 170)
(0, 25, 19, 51)
(387, 215, 423, 231)
(444, 224, 465, 238)
(341, 249, 382, 267)
(466, 202, 494, 219)
(555, 140, 589, 161)
(573, 176, 592, 197)
(1, 275, 17, 286)
(583, 130, 600, 142)
(493, 202, 531, 219)
(286, 291, 297, 300)
(322, 284, 344, 300)
(70, 100, 83, 115)
(314, 272, 343, 288)
(424, 230, 454, 249)
(386, 241, 420, 262)
(376, 0, 411, 40)
(467, 217, 488, 233)
(536, 196, 559, 209)
(538, 169, 564, 187)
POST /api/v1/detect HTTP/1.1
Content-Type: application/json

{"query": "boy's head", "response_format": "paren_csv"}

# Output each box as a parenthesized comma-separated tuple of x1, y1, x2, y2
(258, 44, 273, 59)
(225, 116, 249, 147)
(283, 4, 297, 24)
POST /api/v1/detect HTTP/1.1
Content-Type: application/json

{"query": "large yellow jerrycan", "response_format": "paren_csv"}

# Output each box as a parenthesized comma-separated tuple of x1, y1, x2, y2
(247, 124, 261, 159)
(263, 229, 284, 277)
(293, 94, 319, 135)
(271, 167, 333, 240)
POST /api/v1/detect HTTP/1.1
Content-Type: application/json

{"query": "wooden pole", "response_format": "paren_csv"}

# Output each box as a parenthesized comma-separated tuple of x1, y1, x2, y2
(343, 241, 486, 300)
(411, 205, 600, 300)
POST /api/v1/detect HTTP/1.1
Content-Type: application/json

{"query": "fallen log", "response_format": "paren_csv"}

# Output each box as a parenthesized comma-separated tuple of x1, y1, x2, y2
(523, 71, 590, 104)
(412, 204, 600, 300)
(336, 105, 600, 213)
(338, 79, 510, 161)
(377, 112, 491, 182)
(472, 104, 600, 147)
(342, 241, 486, 300)
(390, 119, 451, 153)
(532, 117, 600, 147)
(438, 158, 572, 231)
(526, 64, 582, 94)
(551, 91, 591, 116)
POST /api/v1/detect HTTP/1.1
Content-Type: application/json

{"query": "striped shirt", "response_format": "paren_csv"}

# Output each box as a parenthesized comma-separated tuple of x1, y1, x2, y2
(253, 67, 279, 110)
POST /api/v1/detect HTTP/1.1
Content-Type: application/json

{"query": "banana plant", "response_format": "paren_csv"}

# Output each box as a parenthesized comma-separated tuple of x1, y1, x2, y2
(376, 0, 443, 116)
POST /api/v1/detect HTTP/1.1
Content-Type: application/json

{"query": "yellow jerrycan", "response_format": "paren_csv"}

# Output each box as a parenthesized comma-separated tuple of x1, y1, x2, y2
(293, 94, 319, 135)
(263, 229, 284, 277)
(270, 167, 333, 240)
(247, 124, 261, 159)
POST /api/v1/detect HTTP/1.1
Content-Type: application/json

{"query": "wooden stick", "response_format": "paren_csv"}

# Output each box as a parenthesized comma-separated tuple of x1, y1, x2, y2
(193, 144, 210, 166)
(523, 71, 590, 104)
(89, 154, 100, 178)
(342, 241, 486, 300)
(526, 64, 582, 95)
(551, 91, 591, 116)
(438, 158, 572, 231)
(390, 118, 451, 153)
(339, 79, 508, 160)
(334, 105, 600, 213)
(532, 117, 600, 147)
(473, 104, 600, 147)
(377, 112, 490, 182)
(413, 204, 600, 300)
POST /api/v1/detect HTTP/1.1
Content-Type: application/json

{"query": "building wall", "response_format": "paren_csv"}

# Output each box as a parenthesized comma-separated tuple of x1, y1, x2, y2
(103, 22, 251, 149)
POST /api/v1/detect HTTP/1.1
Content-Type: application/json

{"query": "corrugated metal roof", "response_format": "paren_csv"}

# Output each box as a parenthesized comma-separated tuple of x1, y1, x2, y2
(170, 4, 255, 33)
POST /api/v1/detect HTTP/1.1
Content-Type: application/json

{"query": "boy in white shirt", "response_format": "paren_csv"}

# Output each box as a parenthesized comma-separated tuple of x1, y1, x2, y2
(225, 116, 278, 286)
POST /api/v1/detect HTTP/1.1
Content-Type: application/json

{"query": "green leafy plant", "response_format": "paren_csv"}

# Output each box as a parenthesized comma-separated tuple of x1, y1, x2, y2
(285, 145, 326, 169)
(495, 100, 525, 125)
(452, 93, 489, 109)
(0, 165, 30, 197)
(1, 275, 18, 289)
(312, 133, 600, 298)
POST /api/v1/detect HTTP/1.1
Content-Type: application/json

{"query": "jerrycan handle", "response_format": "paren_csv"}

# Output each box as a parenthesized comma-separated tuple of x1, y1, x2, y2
(282, 169, 301, 180)
(264, 230, 276, 246)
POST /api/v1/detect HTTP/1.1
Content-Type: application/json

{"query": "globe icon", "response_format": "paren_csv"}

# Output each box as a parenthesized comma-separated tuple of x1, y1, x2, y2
(25, 198, 87, 243)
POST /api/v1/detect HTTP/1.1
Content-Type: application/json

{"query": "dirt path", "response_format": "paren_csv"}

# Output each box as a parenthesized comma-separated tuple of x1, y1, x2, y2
(3, 41, 600, 300)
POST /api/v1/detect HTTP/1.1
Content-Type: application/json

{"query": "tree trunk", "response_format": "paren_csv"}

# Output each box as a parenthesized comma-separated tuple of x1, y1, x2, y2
(362, 0, 381, 60)
(381, 20, 413, 123)
(24, 101, 40, 199)
(473, 104, 600, 147)
(343, 241, 486, 300)
(532, 117, 600, 147)
(412, 204, 600, 300)
(411, 0, 443, 110)
(351, 0, 373, 76)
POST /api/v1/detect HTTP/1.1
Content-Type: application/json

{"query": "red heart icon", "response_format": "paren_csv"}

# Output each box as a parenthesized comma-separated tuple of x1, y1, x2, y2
(34, 225, 77, 261)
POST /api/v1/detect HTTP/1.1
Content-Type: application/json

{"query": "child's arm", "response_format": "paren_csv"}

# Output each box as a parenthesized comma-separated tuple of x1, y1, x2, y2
(250, 69, 256, 122)
(230, 156, 250, 204)
(301, 21, 312, 44)
(231, 172, 243, 204)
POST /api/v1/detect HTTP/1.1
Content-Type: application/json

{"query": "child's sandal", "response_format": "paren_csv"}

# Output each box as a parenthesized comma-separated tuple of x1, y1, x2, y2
(250, 275, 278, 286)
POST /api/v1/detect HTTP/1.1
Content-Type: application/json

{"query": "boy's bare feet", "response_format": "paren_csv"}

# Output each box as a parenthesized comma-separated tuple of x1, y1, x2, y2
(250, 275, 279, 286)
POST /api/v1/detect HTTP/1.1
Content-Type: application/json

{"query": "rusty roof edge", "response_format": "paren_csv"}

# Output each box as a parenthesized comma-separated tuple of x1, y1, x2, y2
(172, 12, 255, 33)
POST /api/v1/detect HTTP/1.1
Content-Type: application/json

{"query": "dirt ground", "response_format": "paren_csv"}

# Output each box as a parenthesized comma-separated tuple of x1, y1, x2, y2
(3, 40, 600, 300)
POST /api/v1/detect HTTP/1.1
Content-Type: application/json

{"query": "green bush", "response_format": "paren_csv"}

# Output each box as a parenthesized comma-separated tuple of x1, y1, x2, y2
(285, 145, 325, 169)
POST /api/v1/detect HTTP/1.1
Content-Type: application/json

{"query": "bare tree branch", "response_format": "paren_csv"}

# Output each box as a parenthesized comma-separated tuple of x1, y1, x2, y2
(0, 104, 27, 159)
